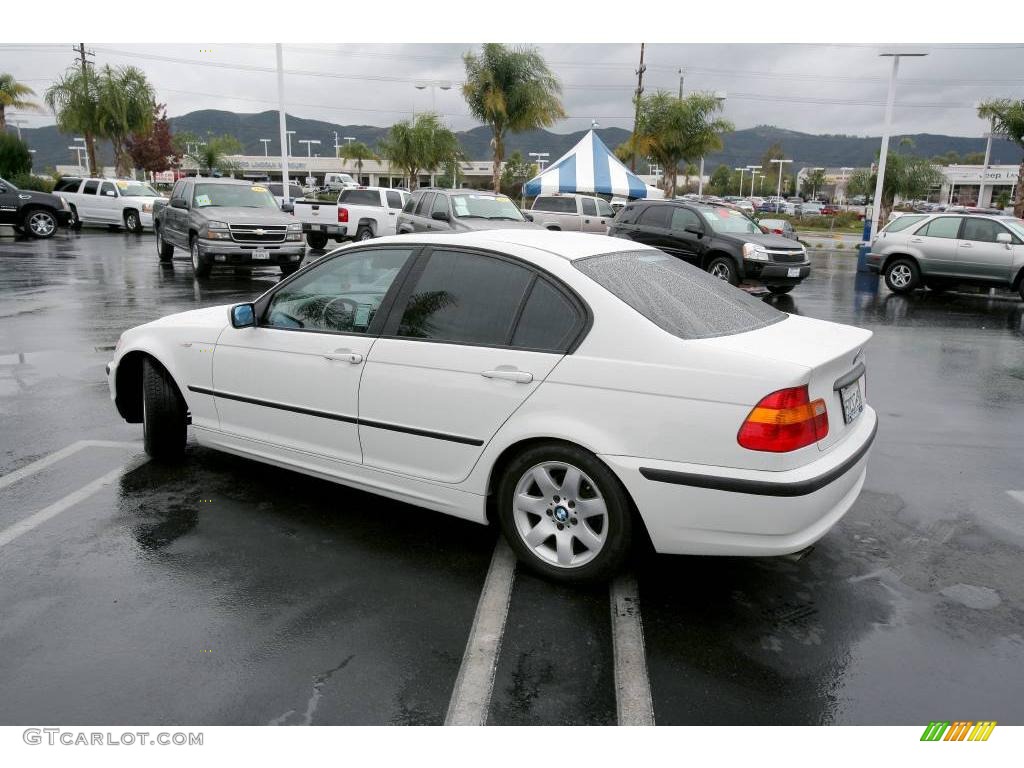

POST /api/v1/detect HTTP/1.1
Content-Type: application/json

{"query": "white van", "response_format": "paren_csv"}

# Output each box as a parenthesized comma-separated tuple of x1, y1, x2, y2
(323, 172, 358, 192)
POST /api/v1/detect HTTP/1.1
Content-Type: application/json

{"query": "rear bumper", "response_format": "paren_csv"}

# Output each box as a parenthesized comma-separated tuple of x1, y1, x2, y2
(602, 408, 877, 556)
(302, 222, 348, 238)
(866, 252, 882, 272)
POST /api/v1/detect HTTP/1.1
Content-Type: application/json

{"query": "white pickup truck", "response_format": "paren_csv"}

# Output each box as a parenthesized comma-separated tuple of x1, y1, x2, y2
(292, 186, 410, 249)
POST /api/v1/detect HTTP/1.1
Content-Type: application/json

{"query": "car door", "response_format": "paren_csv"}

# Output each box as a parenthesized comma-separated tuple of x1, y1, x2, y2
(411, 192, 435, 232)
(426, 192, 453, 232)
(166, 180, 192, 247)
(594, 197, 615, 232)
(631, 204, 675, 253)
(383, 190, 405, 235)
(97, 181, 120, 223)
(956, 217, 1017, 281)
(358, 247, 586, 483)
(209, 246, 417, 464)
(910, 216, 963, 278)
(77, 179, 101, 222)
(0, 178, 19, 225)
(668, 206, 707, 266)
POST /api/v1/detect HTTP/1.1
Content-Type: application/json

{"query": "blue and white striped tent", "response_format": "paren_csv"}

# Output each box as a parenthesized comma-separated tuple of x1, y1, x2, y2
(522, 130, 654, 199)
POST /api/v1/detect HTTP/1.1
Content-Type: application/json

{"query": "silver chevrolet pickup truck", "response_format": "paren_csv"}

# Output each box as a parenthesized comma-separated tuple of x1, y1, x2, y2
(152, 177, 306, 277)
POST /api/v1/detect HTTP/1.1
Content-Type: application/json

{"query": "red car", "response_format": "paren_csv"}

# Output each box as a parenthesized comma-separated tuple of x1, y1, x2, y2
(820, 204, 840, 215)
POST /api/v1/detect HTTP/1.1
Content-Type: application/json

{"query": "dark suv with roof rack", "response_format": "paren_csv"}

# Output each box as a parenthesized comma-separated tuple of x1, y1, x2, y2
(608, 199, 811, 293)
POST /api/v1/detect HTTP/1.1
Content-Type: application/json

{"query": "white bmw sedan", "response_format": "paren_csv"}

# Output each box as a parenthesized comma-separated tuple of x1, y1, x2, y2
(108, 230, 877, 582)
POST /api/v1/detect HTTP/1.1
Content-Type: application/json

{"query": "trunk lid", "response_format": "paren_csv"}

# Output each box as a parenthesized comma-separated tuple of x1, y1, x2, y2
(698, 314, 872, 452)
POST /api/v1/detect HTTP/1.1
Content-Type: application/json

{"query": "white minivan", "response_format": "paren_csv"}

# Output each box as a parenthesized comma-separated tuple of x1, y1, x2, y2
(52, 177, 163, 232)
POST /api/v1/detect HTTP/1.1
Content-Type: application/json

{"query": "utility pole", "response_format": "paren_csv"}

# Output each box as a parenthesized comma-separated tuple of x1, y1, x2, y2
(631, 43, 645, 172)
(275, 44, 291, 202)
(678, 68, 684, 99)
(74, 43, 97, 176)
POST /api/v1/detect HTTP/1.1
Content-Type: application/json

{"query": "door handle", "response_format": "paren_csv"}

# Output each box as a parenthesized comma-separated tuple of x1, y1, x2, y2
(323, 349, 363, 364)
(959, 242, 972, 248)
(584, 218, 591, 223)
(910, 238, 924, 243)
(481, 368, 533, 384)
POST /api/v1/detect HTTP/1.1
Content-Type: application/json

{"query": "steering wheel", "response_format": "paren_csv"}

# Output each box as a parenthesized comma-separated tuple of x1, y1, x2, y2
(320, 297, 359, 330)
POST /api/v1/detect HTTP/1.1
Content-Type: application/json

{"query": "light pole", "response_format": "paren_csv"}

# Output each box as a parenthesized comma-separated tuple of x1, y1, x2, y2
(771, 158, 791, 211)
(260, 139, 271, 157)
(9, 118, 26, 141)
(747, 165, 761, 198)
(838, 166, 852, 205)
(529, 152, 549, 172)
(299, 139, 320, 158)
(74, 137, 89, 175)
(285, 130, 296, 157)
(734, 167, 747, 196)
(870, 48, 928, 240)
(810, 167, 825, 200)
(414, 80, 452, 116)
(697, 91, 727, 196)
(978, 113, 995, 206)
(275, 43, 292, 201)
(68, 145, 85, 173)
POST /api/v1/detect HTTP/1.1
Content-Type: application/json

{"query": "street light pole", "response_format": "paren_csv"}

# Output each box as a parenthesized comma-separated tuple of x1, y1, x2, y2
(747, 165, 761, 198)
(734, 167, 747, 196)
(275, 43, 291, 201)
(260, 139, 271, 157)
(870, 49, 928, 240)
(771, 159, 791, 211)
(810, 166, 825, 200)
(299, 139, 320, 159)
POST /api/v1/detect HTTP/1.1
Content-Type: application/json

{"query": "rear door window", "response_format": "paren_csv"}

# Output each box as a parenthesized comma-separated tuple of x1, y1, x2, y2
(534, 196, 577, 213)
(511, 278, 583, 352)
(83, 180, 100, 195)
(915, 217, 962, 239)
(415, 192, 435, 216)
(881, 214, 926, 233)
(575, 250, 784, 340)
(637, 205, 672, 228)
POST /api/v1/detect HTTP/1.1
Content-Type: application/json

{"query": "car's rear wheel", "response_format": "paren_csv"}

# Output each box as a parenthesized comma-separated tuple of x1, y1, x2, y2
(24, 208, 57, 239)
(767, 285, 795, 295)
(305, 232, 328, 249)
(707, 256, 739, 285)
(156, 227, 174, 261)
(355, 226, 373, 241)
(497, 443, 633, 583)
(884, 257, 920, 294)
(142, 358, 186, 461)
(190, 236, 211, 277)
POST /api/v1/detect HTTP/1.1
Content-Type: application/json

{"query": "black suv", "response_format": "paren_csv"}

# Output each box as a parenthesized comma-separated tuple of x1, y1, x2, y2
(0, 175, 73, 239)
(608, 200, 810, 293)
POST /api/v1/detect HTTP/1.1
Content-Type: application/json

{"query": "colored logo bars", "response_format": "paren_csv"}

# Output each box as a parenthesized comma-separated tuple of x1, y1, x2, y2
(920, 721, 997, 742)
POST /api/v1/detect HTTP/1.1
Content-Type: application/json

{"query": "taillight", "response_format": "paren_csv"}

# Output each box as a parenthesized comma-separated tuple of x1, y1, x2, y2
(737, 385, 828, 452)
(772, 228, 783, 234)
(338, 207, 349, 223)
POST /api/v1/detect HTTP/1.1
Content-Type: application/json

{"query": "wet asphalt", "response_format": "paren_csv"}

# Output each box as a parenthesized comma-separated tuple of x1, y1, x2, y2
(0, 225, 1022, 726)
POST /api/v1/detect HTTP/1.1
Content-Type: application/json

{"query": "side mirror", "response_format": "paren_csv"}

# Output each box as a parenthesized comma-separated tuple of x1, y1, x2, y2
(281, 202, 294, 213)
(170, 198, 188, 209)
(524, 213, 534, 222)
(230, 303, 255, 328)
(996, 232, 1012, 244)
(431, 211, 450, 222)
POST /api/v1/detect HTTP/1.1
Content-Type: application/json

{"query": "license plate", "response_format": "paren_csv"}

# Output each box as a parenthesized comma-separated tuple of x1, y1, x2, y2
(787, 267, 800, 277)
(253, 249, 270, 260)
(840, 379, 864, 425)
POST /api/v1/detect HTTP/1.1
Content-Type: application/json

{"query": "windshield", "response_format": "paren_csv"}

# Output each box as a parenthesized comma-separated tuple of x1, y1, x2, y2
(450, 193, 525, 220)
(0, 176, 18, 190)
(116, 181, 159, 197)
(1001, 218, 1024, 240)
(193, 183, 277, 209)
(696, 205, 762, 234)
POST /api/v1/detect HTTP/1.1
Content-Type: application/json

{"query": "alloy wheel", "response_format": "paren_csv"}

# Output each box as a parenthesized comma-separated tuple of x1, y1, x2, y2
(127, 213, 139, 231)
(191, 242, 200, 271)
(29, 211, 56, 237)
(710, 262, 731, 280)
(512, 461, 608, 568)
(889, 264, 912, 289)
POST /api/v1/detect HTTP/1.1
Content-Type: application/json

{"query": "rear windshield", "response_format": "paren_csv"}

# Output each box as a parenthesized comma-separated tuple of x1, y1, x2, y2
(575, 250, 784, 340)
(881, 214, 926, 233)
(339, 189, 382, 206)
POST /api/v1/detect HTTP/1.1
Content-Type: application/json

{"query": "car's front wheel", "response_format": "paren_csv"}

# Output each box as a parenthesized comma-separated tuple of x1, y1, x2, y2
(190, 236, 211, 277)
(707, 255, 739, 285)
(124, 209, 143, 233)
(24, 208, 57, 239)
(497, 443, 633, 583)
(884, 257, 920, 294)
(142, 358, 186, 461)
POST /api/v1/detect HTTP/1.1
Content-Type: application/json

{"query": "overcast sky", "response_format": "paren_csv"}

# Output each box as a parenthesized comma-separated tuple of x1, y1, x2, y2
(3, 43, 1023, 137)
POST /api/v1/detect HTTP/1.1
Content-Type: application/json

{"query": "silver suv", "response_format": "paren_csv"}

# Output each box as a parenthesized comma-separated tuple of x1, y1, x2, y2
(396, 189, 539, 234)
(530, 193, 616, 233)
(867, 213, 1024, 298)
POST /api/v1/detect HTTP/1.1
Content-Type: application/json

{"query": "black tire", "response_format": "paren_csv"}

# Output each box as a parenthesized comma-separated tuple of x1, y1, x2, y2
(706, 255, 739, 285)
(355, 225, 374, 242)
(190, 236, 211, 277)
(280, 263, 300, 276)
(142, 358, 187, 461)
(305, 232, 328, 249)
(767, 285, 795, 295)
(156, 227, 174, 261)
(23, 207, 58, 239)
(884, 257, 920, 294)
(124, 209, 143, 233)
(497, 442, 633, 583)
(69, 205, 82, 230)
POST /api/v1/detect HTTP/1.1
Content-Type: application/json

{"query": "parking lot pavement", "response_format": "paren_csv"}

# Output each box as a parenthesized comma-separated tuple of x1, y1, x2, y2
(1, 228, 1023, 725)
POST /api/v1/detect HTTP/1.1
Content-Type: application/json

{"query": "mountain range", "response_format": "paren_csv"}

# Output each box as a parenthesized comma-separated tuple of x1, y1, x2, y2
(11, 109, 1024, 176)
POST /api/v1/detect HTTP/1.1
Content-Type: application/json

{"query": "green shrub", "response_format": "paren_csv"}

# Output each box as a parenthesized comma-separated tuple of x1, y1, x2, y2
(9, 173, 54, 193)
(0, 133, 32, 178)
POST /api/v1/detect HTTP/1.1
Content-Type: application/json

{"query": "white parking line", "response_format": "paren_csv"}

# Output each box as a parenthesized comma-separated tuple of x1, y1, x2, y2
(445, 538, 517, 726)
(0, 440, 141, 491)
(0, 458, 144, 549)
(610, 572, 655, 726)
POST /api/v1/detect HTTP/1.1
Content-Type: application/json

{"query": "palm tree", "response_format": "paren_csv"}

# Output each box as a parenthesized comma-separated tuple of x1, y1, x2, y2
(682, 162, 699, 193)
(45, 67, 101, 176)
(0, 73, 41, 131)
(978, 98, 1024, 217)
(95, 66, 154, 176)
(630, 91, 733, 198)
(337, 140, 377, 183)
(462, 44, 566, 192)
(377, 113, 461, 189)
(187, 134, 243, 176)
